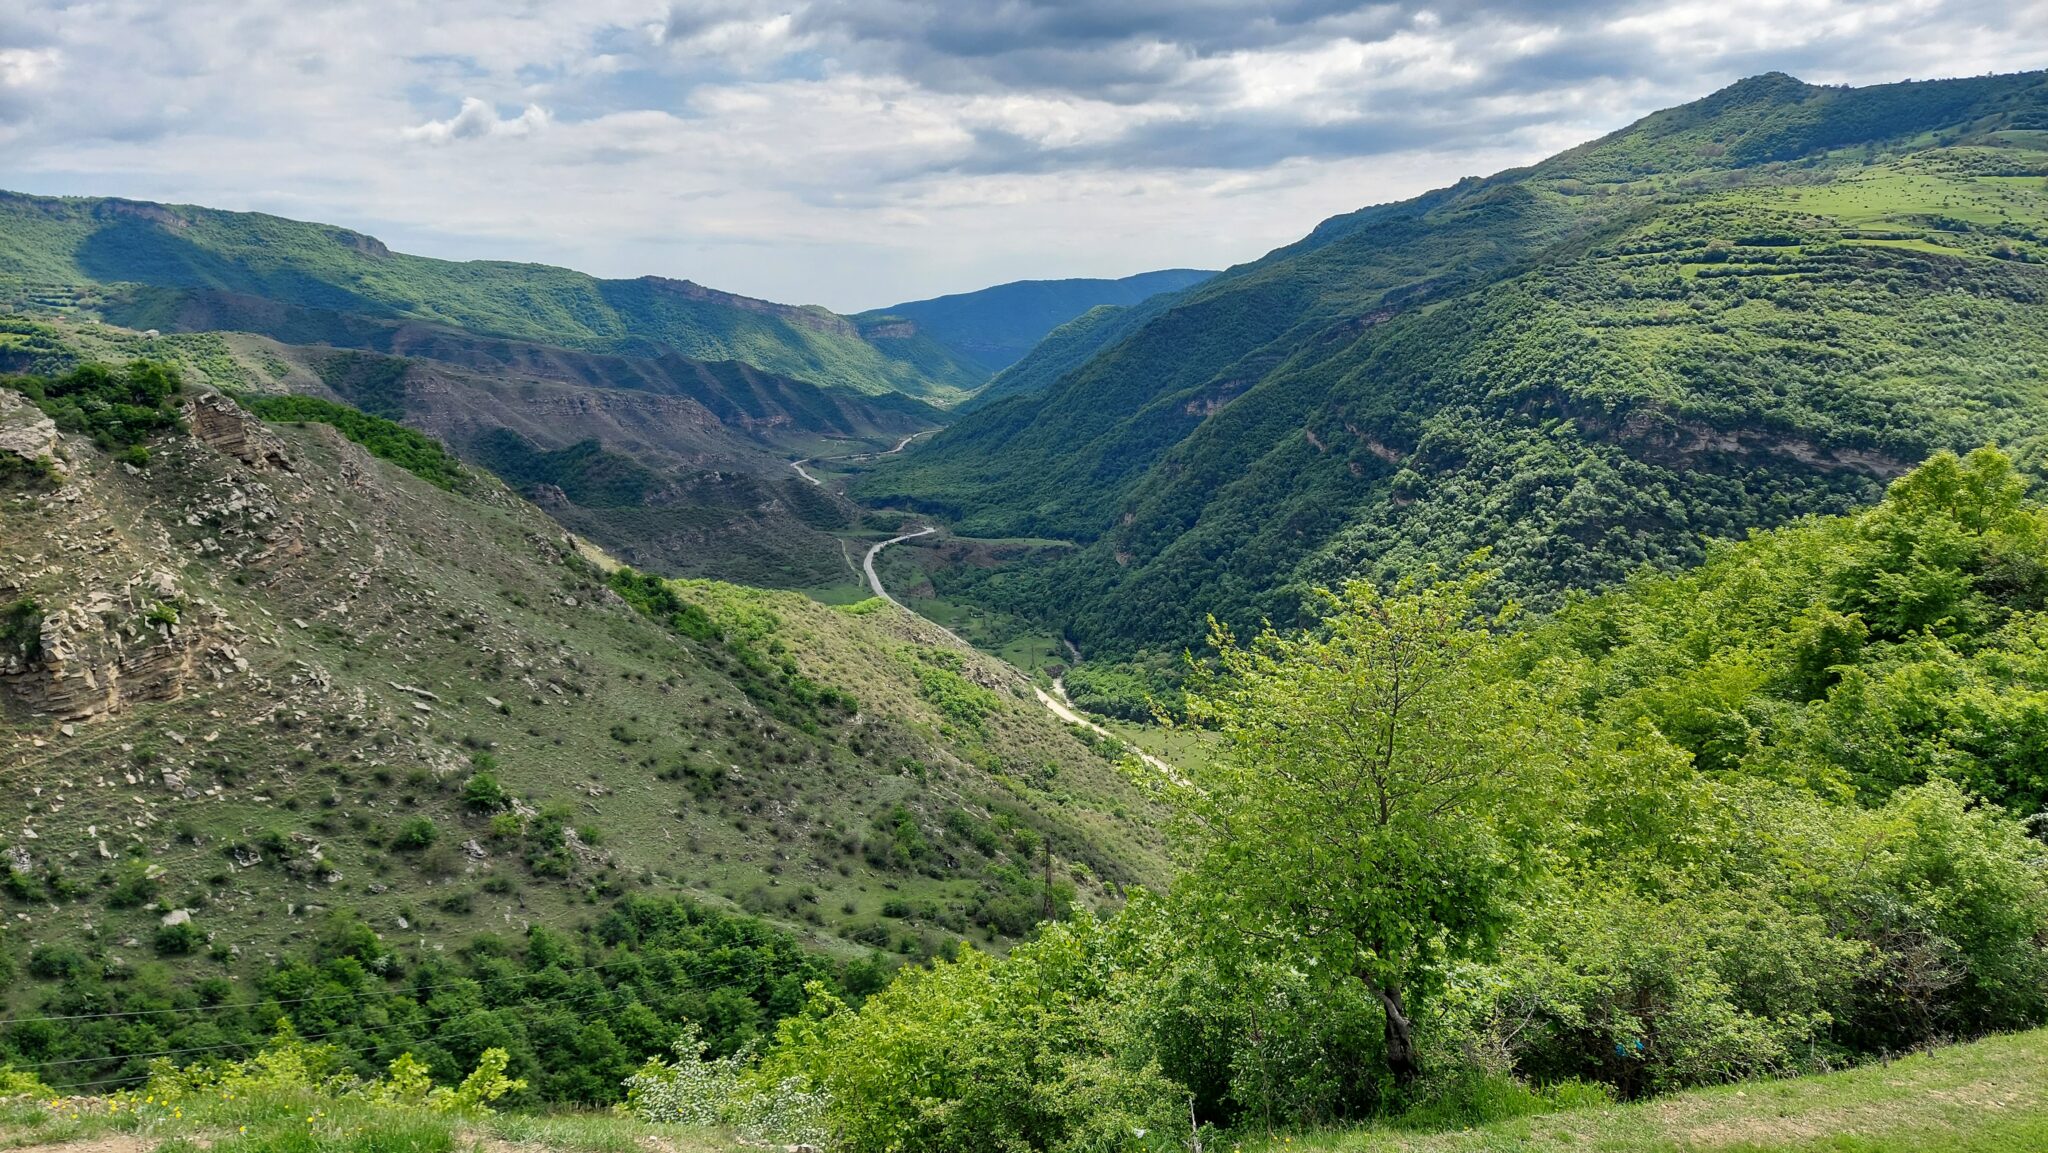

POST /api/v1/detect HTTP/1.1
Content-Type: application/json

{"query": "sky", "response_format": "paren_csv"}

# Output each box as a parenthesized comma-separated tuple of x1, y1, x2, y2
(1, 2, 2045, 312)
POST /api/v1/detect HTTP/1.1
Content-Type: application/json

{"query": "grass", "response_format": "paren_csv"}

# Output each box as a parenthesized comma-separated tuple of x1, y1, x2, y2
(1251, 1030, 2048, 1153)
(1, 390, 1166, 1061)
(6, 1029, 2045, 1152)
(0, 1087, 741, 1152)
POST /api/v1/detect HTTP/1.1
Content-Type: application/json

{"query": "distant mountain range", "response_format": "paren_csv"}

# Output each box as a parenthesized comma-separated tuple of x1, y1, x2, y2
(858, 68, 2048, 658)
(857, 269, 1214, 375)
(0, 192, 1204, 585)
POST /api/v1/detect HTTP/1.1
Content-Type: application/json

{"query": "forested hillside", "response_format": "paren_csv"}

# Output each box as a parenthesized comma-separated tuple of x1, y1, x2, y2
(860, 70, 2048, 660)
(580, 447, 2048, 1152)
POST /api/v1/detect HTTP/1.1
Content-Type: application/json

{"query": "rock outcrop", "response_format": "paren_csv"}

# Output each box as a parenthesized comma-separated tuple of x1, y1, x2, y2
(185, 393, 292, 471)
(0, 390, 64, 473)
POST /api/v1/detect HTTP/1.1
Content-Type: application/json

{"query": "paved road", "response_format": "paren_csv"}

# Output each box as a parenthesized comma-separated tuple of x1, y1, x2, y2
(862, 525, 937, 604)
(791, 429, 932, 488)
(862, 527, 1183, 784)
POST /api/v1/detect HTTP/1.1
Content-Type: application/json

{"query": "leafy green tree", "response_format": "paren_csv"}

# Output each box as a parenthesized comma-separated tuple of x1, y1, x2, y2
(1179, 570, 1549, 1082)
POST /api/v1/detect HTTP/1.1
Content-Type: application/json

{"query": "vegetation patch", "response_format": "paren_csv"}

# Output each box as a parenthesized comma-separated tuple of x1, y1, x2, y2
(240, 392, 468, 489)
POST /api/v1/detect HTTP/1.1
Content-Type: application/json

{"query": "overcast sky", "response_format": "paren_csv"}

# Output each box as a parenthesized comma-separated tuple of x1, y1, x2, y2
(2, 2, 2044, 312)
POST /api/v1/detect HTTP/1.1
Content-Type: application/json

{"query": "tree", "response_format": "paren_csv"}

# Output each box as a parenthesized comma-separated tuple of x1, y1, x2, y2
(1177, 569, 1549, 1083)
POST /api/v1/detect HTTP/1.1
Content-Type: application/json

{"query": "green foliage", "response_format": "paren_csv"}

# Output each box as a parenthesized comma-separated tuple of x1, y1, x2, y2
(3, 895, 869, 1104)
(1179, 569, 1546, 1082)
(1534, 447, 2048, 812)
(710, 455, 2048, 1147)
(4, 359, 184, 449)
(390, 818, 438, 851)
(459, 773, 508, 814)
(0, 450, 57, 488)
(0, 1066, 55, 1100)
(604, 564, 857, 730)
(1062, 658, 1183, 723)
(155, 920, 206, 956)
(866, 72, 2048, 663)
(906, 647, 1001, 730)
(0, 598, 43, 661)
(239, 394, 467, 490)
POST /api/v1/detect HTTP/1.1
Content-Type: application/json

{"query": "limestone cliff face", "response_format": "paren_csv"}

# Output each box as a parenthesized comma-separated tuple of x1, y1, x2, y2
(0, 396, 270, 724)
(185, 393, 294, 471)
(5, 573, 216, 722)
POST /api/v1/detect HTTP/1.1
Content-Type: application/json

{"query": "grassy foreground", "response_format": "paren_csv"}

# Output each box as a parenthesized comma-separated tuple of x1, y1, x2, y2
(1254, 1029, 2048, 1153)
(0, 1089, 739, 1153)
(5, 1029, 2045, 1152)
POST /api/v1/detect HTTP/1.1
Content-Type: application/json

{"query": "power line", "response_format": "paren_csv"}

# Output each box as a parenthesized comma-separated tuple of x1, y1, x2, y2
(16, 984, 616, 1072)
(7, 952, 793, 1083)
(1, 956, 632, 1026)
(2, 945, 786, 1027)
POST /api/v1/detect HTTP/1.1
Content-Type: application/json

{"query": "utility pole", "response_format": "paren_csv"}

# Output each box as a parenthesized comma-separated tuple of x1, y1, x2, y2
(1041, 839, 1055, 923)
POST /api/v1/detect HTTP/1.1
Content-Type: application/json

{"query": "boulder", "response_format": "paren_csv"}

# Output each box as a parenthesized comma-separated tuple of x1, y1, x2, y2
(0, 390, 62, 472)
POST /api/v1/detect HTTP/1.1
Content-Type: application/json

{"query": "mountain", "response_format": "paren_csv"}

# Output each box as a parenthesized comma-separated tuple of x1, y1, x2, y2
(0, 312, 940, 588)
(0, 365, 1166, 989)
(855, 269, 1214, 376)
(0, 191, 987, 405)
(856, 69, 2048, 660)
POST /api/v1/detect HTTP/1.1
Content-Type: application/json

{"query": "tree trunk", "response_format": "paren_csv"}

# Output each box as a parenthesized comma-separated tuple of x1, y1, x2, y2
(1372, 982, 1420, 1083)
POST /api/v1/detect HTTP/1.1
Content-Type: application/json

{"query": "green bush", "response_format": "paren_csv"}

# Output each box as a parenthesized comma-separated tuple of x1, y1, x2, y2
(5, 359, 184, 450)
(155, 920, 206, 956)
(392, 818, 439, 851)
(239, 394, 466, 490)
(461, 772, 508, 813)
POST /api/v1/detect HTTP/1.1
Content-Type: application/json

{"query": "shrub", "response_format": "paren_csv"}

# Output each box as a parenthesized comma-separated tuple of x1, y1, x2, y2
(462, 772, 508, 813)
(154, 920, 206, 955)
(6, 359, 184, 450)
(392, 818, 439, 851)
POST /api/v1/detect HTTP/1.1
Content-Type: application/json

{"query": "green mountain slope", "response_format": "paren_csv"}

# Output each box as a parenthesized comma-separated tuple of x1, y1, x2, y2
(1, 312, 943, 588)
(857, 69, 2048, 659)
(856, 269, 1214, 376)
(0, 192, 987, 403)
(958, 294, 1179, 414)
(0, 370, 1165, 998)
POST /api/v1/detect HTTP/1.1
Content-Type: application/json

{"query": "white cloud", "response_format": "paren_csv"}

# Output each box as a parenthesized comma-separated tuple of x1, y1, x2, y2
(402, 97, 550, 144)
(0, 46, 61, 88)
(0, 0, 2044, 309)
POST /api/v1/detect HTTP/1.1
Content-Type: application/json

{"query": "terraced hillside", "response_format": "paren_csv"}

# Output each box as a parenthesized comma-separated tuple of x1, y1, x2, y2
(858, 70, 2048, 661)
(0, 371, 1165, 1011)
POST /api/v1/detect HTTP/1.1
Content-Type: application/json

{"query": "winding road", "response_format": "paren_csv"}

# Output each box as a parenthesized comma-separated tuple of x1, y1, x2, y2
(791, 429, 933, 488)
(862, 526, 1183, 784)
(862, 525, 937, 606)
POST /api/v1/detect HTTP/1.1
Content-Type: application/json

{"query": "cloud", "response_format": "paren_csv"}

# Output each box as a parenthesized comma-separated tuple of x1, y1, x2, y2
(402, 96, 550, 143)
(0, 0, 2044, 308)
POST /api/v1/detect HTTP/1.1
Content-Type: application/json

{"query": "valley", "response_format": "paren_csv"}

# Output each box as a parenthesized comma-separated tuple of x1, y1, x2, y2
(4, 61, 2048, 1153)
